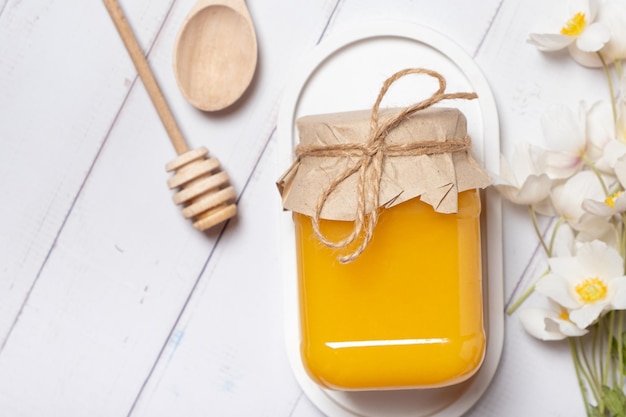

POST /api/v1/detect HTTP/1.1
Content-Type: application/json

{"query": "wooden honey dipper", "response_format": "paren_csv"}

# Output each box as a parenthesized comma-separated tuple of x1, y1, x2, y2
(103, 0, 237, 231)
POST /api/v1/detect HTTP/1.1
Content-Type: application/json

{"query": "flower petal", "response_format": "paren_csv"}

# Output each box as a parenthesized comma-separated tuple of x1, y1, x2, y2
(516, 175, 553, 203)
(576, 240, 623, 279)
(548, 256, 586, 284)
(597, 139, 626, 173)
(493, 144, 553, 205)
(552, 316, 588, 337)
(519, 308, 568, 340)
(542, 104, 586, 152)
(575, 22, 611, 52)
(552, 224, 576, 257)
(609, 276, 626, 309)
(586, 101, 615, 159)
(615, 154, 626, 186)
(536, 273, 580, 309)
(575, 213, 617, 242)
(570, 302, 606, 328)
(528, 33, 574, 51)
(511, 142, 543, 180)
(614, 194, 626, 213)
(568, 43, 604, 67)
(598, 1, 626, 61)
(540, 150, 583, 179)
(582, 198, 615, 216)
(585, 0, 599, 20)
(551, 171, 606, 222)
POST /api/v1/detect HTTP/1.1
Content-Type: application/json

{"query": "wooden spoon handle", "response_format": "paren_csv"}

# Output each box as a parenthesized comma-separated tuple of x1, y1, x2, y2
(103, 0, 188, 155)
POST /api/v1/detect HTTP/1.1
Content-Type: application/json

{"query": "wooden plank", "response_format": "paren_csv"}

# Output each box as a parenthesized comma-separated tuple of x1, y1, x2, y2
(0, 0, 339, 415)
(130, 134, 304, 417)
(328, 0, 502, 56)
(0, 0, 175, 346)
(0, 0, 602, 415)
(130, 1, 508, 416)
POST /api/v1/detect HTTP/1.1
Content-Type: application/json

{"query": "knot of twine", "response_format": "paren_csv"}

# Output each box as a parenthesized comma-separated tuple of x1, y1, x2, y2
(296, 68, 478, 263)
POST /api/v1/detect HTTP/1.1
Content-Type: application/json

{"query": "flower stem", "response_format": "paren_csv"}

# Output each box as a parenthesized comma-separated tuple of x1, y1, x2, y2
(604, 312, 616, 387)
(598, 51, 617, 124)
(583, 154, 610, 197)
(506, 284, 535, 315)
(506, 208, 558, 315)
(547, 216, 565, 256)
(621, 213, 626, 271)
(506, 267, 551, 315)
(529, 206, 550, 255)
(571, 337, 600, 414)
(617, 310, 624, 390)
(581, 336, 604, 410)
(590, 323, 602, 387)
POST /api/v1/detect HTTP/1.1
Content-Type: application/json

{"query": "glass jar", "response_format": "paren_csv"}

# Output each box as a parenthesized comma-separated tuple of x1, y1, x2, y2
(293, 189, 485, 390)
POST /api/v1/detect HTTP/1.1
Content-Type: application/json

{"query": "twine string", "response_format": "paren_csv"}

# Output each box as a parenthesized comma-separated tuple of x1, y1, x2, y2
(295, 68, 478, 263)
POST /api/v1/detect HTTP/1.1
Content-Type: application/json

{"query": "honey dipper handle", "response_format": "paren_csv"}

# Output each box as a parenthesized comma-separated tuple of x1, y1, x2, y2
(103, 0, 188, 155)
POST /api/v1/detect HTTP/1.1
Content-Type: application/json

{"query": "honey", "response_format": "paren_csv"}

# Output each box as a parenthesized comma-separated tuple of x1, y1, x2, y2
(294, 189, 485, 390)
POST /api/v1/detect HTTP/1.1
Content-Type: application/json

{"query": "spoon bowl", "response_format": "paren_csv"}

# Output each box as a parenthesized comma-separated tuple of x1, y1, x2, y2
(174, 0, 257, 112)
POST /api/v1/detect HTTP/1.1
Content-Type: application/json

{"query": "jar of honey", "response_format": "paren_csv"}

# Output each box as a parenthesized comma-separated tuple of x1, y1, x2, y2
(277, 69, 492, 391)
(294, 188, 484, 390)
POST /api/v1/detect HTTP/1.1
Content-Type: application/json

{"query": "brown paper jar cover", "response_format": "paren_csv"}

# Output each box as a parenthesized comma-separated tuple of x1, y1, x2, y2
(277, 106, 491, 221)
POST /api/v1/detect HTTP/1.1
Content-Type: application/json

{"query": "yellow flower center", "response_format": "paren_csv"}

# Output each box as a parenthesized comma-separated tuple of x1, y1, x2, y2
(561, 12, 587, 37)
(558, 309, 570, 321)
(605, 191, 624, 208)
(575, 277, 607, 303)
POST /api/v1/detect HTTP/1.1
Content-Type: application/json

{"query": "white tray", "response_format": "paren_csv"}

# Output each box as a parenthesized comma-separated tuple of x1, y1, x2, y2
(277, 21, 503, 417)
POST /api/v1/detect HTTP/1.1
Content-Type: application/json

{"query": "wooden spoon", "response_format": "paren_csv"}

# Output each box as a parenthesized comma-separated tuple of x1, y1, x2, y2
(173, 0, 258, 112)
(103, 0, 237, 231)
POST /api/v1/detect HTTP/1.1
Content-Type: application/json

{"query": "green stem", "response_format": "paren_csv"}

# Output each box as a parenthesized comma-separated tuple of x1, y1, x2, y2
(616, 59, 623, 79)
(529, 206, 550, 255)
(506, 268, 551, 315)
(506, 284, 535, 315)
(506, 208, 555, 315)
(617, 310, 624, 390)
(582, 154, 610, 197)
(547, 216, 565, 256)
(603, 312, 615, 387)
(598, 51, 617, 124)
(591, 323, 602, 387)
(621, 213, 626, 269)
(571, 338, 594, 416)
(574, 336, 603, 411)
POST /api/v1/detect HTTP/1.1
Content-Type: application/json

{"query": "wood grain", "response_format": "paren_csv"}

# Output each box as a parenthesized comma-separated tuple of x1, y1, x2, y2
(0, 0, 603, 416)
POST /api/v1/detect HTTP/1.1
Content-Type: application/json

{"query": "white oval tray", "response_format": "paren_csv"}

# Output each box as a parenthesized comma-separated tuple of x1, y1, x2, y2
(277, 21, 503, 417)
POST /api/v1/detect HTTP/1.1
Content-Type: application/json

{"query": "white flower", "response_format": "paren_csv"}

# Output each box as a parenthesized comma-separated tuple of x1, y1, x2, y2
(592, 99, 626, 172)
(539, 102, 612, 179)
(583, 188, 626, 216)
(552, 223, 576, 257)
(586, 101, 614, 160)
(539, 104, 587, 179)
(584, 152, 626, 217)
(597, 1, 626, 62)
(551, 171, 606, 226)
(615, 154, 626, 185)
(520, 305, 588, 341)
(493, 143, 552, 208)
(596, 137, 626, 175)
(529, 0, 610, 62)
(563, 0, 626, 67)
(536, 240, 626, 329)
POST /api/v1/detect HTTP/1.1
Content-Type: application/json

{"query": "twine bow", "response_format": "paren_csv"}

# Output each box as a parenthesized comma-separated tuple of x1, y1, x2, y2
(295, 68, 478, 263)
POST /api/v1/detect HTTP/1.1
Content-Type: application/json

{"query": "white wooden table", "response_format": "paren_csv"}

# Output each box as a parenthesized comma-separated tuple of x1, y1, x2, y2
(0, 0, 609, 415)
